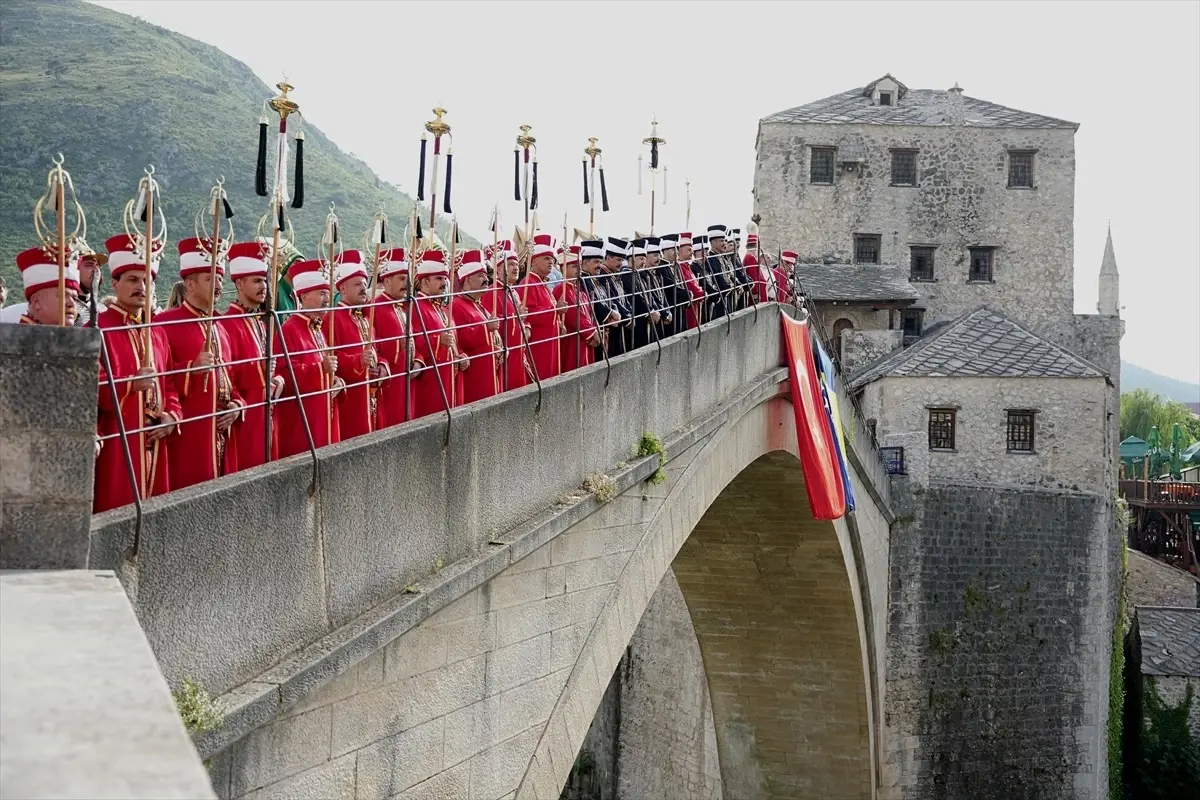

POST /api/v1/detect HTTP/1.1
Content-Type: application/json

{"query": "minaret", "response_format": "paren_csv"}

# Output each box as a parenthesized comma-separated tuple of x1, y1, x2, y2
(1097, 224, 1120, 317)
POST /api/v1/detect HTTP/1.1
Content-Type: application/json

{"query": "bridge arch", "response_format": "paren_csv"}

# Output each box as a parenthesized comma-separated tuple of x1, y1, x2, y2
(517, 396, 876, 799)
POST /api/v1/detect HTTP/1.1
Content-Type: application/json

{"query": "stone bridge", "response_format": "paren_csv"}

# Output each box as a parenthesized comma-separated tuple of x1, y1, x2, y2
(86, 303, 896, 799)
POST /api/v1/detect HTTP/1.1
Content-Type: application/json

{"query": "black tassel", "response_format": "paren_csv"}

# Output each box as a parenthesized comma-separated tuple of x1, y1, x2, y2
(222, 194, 234, 219)
(277, 203, 284, 231)
(599, 167, 609, 212)
(380, 219, 387, 244)
(415, 218, 423, 239)
(417, 138, 427, 201)
(582, 160, 590, 204)
(513, 149, 521, 201)
(650, 141, 659, 170)
(455, 226, 461, 245)
(291, 133, 305, 209)
(443, 153, 453, 214)
(254, 119, 268, 197)
(332, 222, 339, 244)
(530, 161, 539, 210)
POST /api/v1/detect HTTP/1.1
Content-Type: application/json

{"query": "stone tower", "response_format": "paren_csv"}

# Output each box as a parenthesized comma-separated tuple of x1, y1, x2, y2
(1098, 225, 1121, 317)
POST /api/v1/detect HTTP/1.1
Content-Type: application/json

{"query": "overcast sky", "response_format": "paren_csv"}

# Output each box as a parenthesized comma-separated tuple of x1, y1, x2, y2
(94, 0, 1199, 386)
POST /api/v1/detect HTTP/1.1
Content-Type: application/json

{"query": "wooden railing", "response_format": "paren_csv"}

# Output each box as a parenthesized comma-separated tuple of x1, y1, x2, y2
(1119, 480, 1200, 506)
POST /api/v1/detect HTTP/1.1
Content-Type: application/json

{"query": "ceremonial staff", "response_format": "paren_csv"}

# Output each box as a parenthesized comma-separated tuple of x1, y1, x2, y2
(488, 206, 510, 391)
(318, 205, 342, 437)
(637, 119, 667, 363)
(33, 153, 86, 326)
(403, 209, 420, 422)
(417, 107, 454, 231)
(123, 166, 166, 366)
(363, 207, 388, 420)
(405, 208, 452, 420)
(446, 216, 463, 378)
(122, 165, 167, 496)
(514, 124, 539, 234)
(196, 177, 234, 357)
(195, 178, 234, 467)
(254, 80, 304, 464)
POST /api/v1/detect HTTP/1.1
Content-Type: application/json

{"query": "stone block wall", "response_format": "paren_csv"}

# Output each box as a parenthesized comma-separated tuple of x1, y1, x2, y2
(1126, 550, 1199, 608)
(841, 328, 904, 375)
(1, 324, 101, 568)
(1147, 676, 1200, 740)
(883, 480, 1115, 798)
(754, 121, 1078, 347)
(860, 375, 1110, 492)
(564, 571, 722, 800)
(1072, 313, 1123, 464)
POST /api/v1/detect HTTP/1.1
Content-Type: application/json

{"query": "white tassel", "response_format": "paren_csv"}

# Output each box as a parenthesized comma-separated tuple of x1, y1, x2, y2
(663, 168, 668, 206)
(637, 155, 643, 195)
(275, 129, 289, 203)
(133, 185, 146, 220)
(372, 218, 383, 245)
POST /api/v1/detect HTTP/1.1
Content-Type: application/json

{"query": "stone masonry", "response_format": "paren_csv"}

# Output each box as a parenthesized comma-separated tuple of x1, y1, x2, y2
(202, 392, 890, 800)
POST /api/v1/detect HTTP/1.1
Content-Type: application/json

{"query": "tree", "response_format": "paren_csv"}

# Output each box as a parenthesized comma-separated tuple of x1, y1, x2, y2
(1120, 389, 1200, 447)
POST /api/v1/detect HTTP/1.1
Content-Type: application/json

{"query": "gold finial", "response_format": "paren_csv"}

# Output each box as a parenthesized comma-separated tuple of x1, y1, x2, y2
(516, 124, 536, 149)
(584, 137, 602, 159)
(425, 107, 451, 137)
(269, 80, 299, 120)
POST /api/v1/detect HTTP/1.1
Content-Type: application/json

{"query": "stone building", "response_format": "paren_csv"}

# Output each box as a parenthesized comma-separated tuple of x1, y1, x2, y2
(755, 75, 1126, 797)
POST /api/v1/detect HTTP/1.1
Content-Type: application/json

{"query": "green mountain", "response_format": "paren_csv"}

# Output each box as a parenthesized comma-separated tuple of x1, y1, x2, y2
(0, 0, 473, 299)
(1122, 361, 1200, 404)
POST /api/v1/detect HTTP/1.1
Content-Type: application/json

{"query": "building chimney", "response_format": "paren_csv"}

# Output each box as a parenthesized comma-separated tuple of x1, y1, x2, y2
(947, 83, 964, 126)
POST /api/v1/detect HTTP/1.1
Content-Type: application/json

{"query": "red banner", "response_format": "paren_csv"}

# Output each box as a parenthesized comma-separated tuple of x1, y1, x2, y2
(781, 314, 846, 520)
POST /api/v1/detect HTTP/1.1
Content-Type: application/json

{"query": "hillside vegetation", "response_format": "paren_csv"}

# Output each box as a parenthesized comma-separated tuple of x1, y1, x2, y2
(0, 0, 472, 296)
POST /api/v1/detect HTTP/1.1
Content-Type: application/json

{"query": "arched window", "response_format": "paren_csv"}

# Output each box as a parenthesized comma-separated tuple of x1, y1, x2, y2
(832, 318, 854, 360)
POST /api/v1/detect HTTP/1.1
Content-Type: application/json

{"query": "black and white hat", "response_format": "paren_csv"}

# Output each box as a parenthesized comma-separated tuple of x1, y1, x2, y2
(693, 234, 709, 251)
(707, 224, 727, 240)
(605, 237, 628, 257)
(660, 234, 679, 250)
(630, 238, 648, 257)
(645, 236, 662, 254)
(581, 239, 605, 259)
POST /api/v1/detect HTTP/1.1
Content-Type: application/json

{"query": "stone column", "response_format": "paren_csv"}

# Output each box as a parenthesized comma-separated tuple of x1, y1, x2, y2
(0, 324, 101, 568)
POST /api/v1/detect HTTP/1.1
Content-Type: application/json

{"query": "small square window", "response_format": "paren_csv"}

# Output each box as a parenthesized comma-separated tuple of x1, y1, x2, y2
(928, 409, 956, 451)
(969, 247, 995, 282)
(1007, 410, 1036, 452)
(879, 92, 893, 106)
(910, 246, 935, 281)
(810, 147, 835, 184)
(854, 234, 881, 265)
(891, 150, 918, 186)
(902, 309, 923, 344)
(1008, 151, 1035, 189)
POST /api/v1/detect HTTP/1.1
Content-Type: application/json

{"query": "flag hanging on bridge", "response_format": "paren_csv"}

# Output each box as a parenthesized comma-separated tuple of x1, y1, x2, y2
(814, 339, 856, 512)
(780, 314, 846, 520)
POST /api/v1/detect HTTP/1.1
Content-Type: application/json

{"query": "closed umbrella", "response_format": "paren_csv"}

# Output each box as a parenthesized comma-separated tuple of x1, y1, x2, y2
(1170, 423, 1183, 480)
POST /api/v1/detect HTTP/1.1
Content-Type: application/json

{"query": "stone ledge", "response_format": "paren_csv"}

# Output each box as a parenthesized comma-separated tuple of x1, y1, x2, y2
(194, 369, 791, 761)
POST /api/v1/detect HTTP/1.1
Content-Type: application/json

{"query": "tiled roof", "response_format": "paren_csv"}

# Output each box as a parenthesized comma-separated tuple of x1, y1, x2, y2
(796, 264, 920, 303)
(763, 85, 1078, 130)
(1137, 607, 1200, 677)
(846, 307, 1104, 389)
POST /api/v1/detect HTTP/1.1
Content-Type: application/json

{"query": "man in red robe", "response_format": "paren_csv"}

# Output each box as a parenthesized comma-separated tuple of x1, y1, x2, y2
(775, 251, 797, 305)
(554, 245, 600, 373)
(451, 249, 500, 404)
(483, 241, 528, 393)
(14, 245, 80, 326)
(323, 250, 384, 440)
(410, 249, 464, 418)
(276, 259, 342, 458)
(371, 247, 412, 428)
(674, 233, 706, 330)
(743, 232, 771, 305)
(517, 233, 565, 382)
(156, 238, 245, 489)
(93, 235, 181, 513)
(220, 241, 282, 470)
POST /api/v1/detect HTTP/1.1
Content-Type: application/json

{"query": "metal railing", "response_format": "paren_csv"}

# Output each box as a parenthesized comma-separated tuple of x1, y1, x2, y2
(86, 251, 783, 516)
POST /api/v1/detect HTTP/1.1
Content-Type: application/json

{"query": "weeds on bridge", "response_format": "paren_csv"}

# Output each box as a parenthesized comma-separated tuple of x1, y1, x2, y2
(584, 472, 618, 504)
(172, 676, 225, 736)
(636, 433, 668, 486)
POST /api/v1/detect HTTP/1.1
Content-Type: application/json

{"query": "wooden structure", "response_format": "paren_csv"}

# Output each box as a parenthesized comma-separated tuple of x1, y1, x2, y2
(1120, 479, 1200, 575)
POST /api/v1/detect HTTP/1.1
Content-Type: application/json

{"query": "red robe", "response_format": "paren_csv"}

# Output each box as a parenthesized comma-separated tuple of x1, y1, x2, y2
(483, 283, 528, 393)
(554, 280, 598, 373)
(323, 303, 375, 440)
(517, 272, 560, 381)
(743, 253, 770, 305)
(371, 292, 411, 428)
(94, 305, 181, 513)
(678, 261, 705, 330)
(410, 292, 457, 418)
(220, 303, 275, 470)
(773, 266, 793, 304)
(451, 294, 499, 404)
(275, 312, 339, 458)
